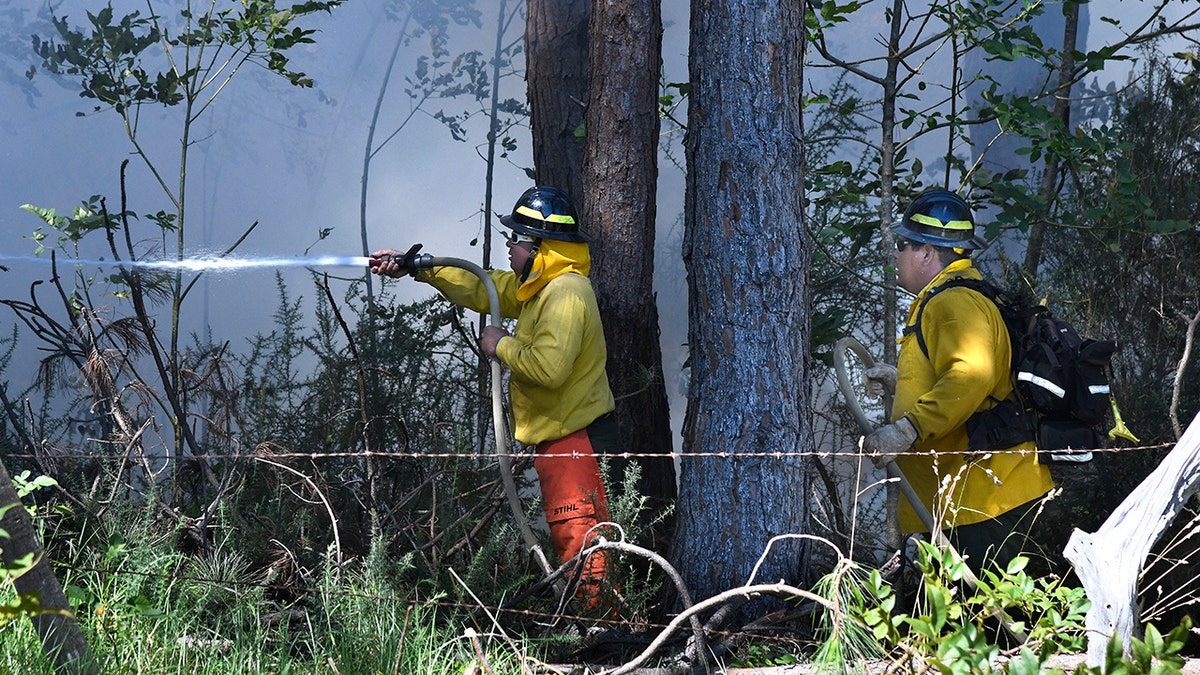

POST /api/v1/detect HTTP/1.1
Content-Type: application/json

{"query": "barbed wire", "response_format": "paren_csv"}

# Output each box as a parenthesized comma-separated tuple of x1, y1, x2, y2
(0, 440, 1176, 464)
(4, 421, 1190, 664)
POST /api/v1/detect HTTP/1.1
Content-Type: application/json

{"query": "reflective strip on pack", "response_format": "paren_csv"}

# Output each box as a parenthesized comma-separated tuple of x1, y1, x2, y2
(1018, 371, 1066, 398)
(1089, 384, 1111, 395)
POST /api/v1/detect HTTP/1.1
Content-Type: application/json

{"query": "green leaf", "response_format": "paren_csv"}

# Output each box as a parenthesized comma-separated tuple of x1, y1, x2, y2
(1144, 220, 1192, 235)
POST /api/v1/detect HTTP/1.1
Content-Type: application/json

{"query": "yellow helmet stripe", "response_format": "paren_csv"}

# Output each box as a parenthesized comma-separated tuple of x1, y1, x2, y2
(910, 213, 972, 230)
(516, 205, 575, 225)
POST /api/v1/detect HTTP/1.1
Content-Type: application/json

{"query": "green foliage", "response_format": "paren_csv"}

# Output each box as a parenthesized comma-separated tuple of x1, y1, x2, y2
(19, 197, 113, 254)
(810, 559, 886, 674)
(802, 73, 883, 365)
(1, 500, 543, 673)
(32, 1, 343, 111)
(854, 541, 1090, 673)
(598, 460, 676, 622)
(1046, 54, 1200, 443)
(9, 470, 57, 503)
(1105, 617, 1193, 675)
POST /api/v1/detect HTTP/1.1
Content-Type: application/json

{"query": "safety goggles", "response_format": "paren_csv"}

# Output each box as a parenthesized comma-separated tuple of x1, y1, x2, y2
(507, 231, 536, 245)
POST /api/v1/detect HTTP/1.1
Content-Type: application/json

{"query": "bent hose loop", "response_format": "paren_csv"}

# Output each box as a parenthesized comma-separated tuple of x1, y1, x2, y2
(426, 257, 554, 579)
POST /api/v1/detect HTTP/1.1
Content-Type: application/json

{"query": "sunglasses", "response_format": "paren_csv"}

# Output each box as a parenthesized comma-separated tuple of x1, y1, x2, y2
(895, 238, 921, 252)
(507, 231, 536, 244)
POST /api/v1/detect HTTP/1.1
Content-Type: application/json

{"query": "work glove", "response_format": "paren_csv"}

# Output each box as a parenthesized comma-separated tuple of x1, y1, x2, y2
(863, 363, 898, 400)
(368, 243, 423, 278)
(480, 324, 509, 359)
(863, 417, 918, 469)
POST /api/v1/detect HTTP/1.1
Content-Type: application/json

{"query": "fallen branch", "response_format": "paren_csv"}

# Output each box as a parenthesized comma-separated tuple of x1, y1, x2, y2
(1170, 308, 1200, 439)
(598, 582, 837, 675)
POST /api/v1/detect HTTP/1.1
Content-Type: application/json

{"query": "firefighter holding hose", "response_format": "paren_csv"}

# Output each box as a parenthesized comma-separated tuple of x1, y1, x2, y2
(863, 189, 1056, 572)
(369, 186, 616, 609)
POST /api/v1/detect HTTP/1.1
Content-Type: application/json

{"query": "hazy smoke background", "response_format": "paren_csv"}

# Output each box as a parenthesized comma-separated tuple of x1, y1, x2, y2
(0, 1, 1180, 447)
(0, 2, 688, 429)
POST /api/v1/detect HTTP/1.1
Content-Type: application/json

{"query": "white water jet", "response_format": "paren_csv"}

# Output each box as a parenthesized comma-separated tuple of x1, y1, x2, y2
(0, 254, 372, 273)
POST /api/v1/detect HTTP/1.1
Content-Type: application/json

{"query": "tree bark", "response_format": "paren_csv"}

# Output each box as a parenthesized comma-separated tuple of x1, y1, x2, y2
(676, 0, 812, 619)
(0, 458, 97, 673)
(581, 0, 677, 552)
(525, 0, 589, 200)
(1023, 0, 1080, 277)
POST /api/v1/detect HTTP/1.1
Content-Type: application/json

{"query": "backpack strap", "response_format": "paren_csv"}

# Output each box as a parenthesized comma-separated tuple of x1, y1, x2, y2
(903, 278, 1000, 360)
(903, 277, 1042, 453)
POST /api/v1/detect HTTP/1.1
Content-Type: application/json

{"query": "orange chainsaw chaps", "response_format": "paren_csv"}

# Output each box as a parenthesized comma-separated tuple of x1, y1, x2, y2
(535, 428, 611, 606)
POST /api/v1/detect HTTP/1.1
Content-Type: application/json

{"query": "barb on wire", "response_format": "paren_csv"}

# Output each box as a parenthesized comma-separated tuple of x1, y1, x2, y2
(0, 441, 1172, 464)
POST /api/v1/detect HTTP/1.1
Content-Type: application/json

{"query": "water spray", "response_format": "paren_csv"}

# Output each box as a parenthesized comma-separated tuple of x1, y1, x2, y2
(0, 254, 374, 273)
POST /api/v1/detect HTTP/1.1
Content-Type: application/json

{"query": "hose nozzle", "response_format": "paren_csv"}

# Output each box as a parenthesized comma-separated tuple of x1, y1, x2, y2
(368, 244, 428, 276)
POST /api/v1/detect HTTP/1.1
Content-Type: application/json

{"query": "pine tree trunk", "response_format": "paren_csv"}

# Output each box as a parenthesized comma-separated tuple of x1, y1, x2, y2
(581, 0, 678, 552)
(676, 0, 813, 619)
(0, 458, 97, 673)
(525, 0, 589, 200)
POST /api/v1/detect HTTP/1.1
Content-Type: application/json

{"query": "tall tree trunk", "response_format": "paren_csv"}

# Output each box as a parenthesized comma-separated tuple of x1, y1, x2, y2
(581, 0, 677, 552)
(676, 0, 812, 620)
(1023, 0, 1080, 278)
(0, 458, 97, 673)
(526, 0, 589, 200)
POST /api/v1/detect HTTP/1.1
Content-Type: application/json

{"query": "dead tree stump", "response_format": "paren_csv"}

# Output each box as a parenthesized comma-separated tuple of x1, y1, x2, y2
(1064, 410, 1200, 667)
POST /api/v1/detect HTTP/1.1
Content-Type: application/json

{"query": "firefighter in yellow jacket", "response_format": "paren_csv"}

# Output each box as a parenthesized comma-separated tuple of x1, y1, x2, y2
(370, 186, 615, 605)
(864, 189, 1055, 572)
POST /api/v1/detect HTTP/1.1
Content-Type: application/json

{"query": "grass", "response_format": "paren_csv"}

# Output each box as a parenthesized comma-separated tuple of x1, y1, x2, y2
(0, 585, 540, 674)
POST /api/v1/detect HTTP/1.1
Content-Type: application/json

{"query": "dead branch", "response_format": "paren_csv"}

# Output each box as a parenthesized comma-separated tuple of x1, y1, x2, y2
(598, 582, 837, 675)
(253, 453, 344, 575)
(1065, 410, 1200, 666)
(1170, 306, 1200, 439)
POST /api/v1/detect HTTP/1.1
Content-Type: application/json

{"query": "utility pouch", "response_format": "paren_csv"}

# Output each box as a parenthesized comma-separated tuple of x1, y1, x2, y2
(965, 397, 1035, 452)
(1037, 418, 1098, 463)
(1072, 340, 1116, 424)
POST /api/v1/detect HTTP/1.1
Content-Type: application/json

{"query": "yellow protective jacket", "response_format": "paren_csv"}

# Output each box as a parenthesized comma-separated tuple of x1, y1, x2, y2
(416, 240, 615, 446)
(891, 259, 1054, 533)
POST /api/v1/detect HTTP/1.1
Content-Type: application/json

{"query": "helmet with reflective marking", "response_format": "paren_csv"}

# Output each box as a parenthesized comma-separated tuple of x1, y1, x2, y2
(500, 186, 589, 242)
(894, 189, 981, 250)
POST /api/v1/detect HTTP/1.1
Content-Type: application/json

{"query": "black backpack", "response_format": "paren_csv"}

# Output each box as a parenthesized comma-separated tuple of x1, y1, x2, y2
(909, 278, 1116, 463)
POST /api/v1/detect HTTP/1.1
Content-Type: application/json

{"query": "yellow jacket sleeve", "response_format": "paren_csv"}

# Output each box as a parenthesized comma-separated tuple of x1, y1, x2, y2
(417, 266, 523, 319)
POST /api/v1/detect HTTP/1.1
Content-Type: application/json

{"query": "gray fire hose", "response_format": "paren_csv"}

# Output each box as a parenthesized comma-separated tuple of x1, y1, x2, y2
(407, 254, 555, 580)
(833, 338, 1028, 631)
(833, 337, 945, 540)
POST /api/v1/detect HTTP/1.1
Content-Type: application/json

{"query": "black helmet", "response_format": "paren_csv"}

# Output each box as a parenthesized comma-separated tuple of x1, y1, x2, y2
(894, 189, 982, 250)
(500, 186, 589, 242)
